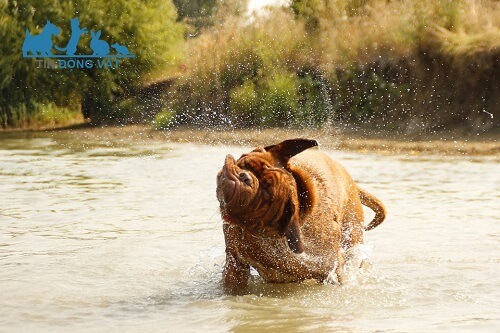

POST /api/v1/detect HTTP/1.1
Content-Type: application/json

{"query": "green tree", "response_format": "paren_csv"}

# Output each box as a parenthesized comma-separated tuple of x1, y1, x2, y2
(172, 0, 217, 35)
(172, 0, 245, 36)
(173, 0, 217, 20)
(0, 0, 184, 127)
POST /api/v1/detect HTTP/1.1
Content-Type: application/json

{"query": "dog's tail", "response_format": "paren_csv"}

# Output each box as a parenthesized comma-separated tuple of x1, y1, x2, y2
(358, 187, 386, 231)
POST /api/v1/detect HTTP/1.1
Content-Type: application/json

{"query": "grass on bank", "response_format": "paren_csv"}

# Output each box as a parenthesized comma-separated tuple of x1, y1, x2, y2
(1, 103, 83, 130)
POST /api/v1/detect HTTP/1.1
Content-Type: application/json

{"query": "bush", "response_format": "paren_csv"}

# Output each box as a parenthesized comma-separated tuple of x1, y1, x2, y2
(257, 71, 299, 127)
(153, 109, 176, 129)
(31, 103, 83, 127)
(296, 72, 332, 127)
(229, 80, 260, 127)
(330, 68, 411, 122)
(227, 71, 336, 128)
(170, 8, 312, 126)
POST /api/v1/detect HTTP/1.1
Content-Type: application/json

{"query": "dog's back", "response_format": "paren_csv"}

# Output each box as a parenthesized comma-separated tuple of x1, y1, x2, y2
(289, 150, 365, 252)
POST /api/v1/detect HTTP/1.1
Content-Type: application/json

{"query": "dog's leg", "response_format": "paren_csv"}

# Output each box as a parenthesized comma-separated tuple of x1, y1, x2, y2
(335, 250, 346, 284)
(222, 224, 250, 294)
(222, 252, 250, 295)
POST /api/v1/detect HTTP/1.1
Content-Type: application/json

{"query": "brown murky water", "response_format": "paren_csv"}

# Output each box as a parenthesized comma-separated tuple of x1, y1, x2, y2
(1, 131, 499, 332)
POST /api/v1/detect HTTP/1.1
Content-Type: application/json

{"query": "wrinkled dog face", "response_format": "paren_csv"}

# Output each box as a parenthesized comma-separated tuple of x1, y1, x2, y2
(217, 148, 295, 236)
(216, 139, 318, 252)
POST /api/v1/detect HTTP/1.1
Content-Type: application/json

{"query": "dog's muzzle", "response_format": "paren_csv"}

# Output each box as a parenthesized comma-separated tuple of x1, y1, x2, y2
(217, 155, 241, 206)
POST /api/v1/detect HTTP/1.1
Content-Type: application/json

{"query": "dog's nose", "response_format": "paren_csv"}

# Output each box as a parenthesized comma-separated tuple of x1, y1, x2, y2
(239, 171, 252, 186)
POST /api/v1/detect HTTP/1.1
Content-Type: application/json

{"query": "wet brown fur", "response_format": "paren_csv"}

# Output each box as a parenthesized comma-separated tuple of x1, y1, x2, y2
(216, 139, 386, 294)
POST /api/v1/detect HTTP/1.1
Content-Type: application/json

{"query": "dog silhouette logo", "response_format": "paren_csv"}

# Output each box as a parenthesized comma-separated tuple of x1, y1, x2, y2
(22, 20, 61, 57)
(22, 17, 135, 59)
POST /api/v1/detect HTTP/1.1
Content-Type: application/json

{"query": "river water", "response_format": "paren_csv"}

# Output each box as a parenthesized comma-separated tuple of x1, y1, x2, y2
(0, 130, 498, 332)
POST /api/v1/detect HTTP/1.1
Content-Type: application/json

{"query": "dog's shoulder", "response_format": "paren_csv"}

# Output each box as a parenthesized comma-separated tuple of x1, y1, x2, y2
(288, 150, 354, 214)
(287, 150, 326, 216)
(292, 150, 350, 180)
(289, 150, 338, 180)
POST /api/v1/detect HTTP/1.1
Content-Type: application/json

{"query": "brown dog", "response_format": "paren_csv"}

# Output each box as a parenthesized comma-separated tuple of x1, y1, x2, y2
(216, 138, 386, 293)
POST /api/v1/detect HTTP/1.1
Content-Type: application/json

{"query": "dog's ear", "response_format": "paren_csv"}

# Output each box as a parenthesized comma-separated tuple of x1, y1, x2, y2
(278, 198, 304, 254)
(265, 138, 318, 164)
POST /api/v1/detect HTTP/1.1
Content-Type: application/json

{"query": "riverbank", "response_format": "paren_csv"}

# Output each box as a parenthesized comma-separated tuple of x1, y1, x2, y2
(4, 124, 497, 157)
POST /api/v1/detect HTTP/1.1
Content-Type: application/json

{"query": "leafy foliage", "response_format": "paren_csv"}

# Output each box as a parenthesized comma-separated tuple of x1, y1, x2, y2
(0, 0, 184, 127)
(173, 0, 217, 34)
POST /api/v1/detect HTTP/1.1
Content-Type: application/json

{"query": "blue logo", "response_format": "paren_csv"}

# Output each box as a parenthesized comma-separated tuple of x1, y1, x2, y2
(22, 17, 135, 69)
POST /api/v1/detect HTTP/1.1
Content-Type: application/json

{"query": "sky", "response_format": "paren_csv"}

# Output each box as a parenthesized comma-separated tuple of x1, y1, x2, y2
(247, 0, 288, 14)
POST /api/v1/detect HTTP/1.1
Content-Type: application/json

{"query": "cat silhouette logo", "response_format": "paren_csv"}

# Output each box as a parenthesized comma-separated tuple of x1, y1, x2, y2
(22, 17, 135, 62)
(54, 17, 87, 56)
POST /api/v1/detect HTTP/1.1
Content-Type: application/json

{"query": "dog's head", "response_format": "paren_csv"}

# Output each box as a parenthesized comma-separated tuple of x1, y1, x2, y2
(216, 138, 318, 253)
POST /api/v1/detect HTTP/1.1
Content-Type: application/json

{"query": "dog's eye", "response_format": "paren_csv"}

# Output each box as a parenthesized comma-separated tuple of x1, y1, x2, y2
(238, 161, 252, 171)
(260, 181, 273, 200)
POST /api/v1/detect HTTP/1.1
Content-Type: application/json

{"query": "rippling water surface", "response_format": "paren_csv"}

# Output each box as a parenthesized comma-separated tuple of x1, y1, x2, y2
(0, 131, 498, 332)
